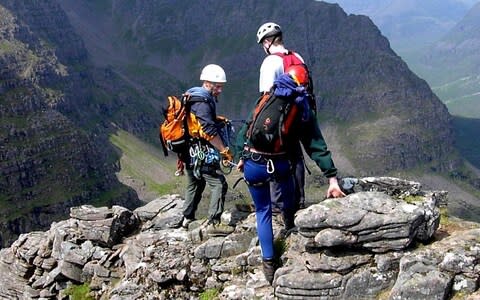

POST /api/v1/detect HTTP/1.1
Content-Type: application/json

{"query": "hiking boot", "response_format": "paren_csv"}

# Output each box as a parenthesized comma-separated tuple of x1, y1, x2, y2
(279, 226, 298, 239)
(283, 211, 295, 231)
(262, 258, 276, 285)
(205, 222, 234, 236)
(272, 207, 282, 215)
(275, 213, 284, 226)
(182, 217, 194, 229)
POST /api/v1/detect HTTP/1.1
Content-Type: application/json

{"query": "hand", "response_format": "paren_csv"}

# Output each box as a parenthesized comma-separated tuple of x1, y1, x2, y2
(326, 177, 346, 198)
(237, 159, 244, 172)
(220, 147, 233, 163)
(216, 115, 228, 122)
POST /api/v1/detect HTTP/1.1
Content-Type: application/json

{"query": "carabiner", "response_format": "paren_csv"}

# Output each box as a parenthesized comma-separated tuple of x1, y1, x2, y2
(189, 145, 198, 158)
(197, 149, 205, 160)
(266, 159, 275, 174)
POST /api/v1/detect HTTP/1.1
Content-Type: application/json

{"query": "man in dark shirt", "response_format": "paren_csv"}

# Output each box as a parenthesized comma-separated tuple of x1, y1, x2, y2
(181, 64, 234, 235)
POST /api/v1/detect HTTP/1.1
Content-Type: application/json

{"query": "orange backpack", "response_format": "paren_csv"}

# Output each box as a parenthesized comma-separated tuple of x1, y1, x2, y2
(159, 94, 204, 156)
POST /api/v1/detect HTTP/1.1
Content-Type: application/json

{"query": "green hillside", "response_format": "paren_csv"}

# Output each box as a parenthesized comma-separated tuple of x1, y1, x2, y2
(109, 129, 183, 200)
(452, 117, 480, 168)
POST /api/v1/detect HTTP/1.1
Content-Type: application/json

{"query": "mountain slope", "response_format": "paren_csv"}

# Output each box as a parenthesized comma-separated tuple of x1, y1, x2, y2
(327, 0, 480, 170)
(412, 2, 480, 118)
(325, 0, 474, 53)
(59, 0, 458, 176)
(0, 1, 140, 247)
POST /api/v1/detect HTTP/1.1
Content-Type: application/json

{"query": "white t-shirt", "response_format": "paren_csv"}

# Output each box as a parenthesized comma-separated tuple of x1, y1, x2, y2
(259, 45, 304, 93)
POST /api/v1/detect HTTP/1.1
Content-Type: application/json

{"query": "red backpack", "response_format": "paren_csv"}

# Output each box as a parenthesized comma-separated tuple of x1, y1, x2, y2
(273, 51, 316, 113)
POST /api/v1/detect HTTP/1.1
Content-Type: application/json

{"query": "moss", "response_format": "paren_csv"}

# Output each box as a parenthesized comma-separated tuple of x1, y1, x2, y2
(375, 287, 392, 300)
(273, 235, 289, 268)
(63, 283, 94, 300)
(439, 207, 449, 226)
(451, 291, 467, 300)
(199, 288, 220, 300)
(403, 195, 424, 204)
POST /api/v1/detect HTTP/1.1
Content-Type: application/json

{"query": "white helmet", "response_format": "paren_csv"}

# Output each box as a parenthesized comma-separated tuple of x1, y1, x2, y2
(256, 22, 282, 44)
(199, 64, 227, 83)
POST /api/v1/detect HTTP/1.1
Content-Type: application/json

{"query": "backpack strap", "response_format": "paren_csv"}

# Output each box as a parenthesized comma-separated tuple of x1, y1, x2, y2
(183, 94, 218, 142)
(159, 125, 169, 156)
(182, 93, 192, 141)
(246, 93, 271, 139)
(273, 51, 304, 70)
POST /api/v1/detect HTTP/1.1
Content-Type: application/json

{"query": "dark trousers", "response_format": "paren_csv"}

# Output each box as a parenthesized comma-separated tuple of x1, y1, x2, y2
(270, 157, 305, 212)
(183, 168, 227, 222)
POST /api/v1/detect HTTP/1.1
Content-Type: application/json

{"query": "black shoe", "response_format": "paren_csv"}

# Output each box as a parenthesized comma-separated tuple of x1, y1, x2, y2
(283, 212, 295, 231)
(262, 258, 276, 285)
(272, 207, 282, 215)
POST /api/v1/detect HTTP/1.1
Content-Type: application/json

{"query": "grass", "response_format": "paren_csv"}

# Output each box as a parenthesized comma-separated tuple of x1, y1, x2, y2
(91, 184, 131, 207)
(0, 40, 16, 53)
(0, 157, 92, 222)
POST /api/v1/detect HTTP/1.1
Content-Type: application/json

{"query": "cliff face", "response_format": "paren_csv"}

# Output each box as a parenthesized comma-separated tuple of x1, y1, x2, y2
(59, 0, 457, 175)
(0, 2, 139, 247)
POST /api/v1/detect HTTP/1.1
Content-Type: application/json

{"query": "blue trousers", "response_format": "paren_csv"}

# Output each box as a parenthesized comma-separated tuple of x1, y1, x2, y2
(243, 158, 294, 260)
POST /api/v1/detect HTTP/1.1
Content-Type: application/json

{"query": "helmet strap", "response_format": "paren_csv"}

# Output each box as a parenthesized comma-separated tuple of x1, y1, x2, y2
(264, 35, 280, 55)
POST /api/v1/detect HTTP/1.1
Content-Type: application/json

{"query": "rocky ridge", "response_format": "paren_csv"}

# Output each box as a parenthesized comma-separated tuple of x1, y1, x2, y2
(1, 177, 479, 299)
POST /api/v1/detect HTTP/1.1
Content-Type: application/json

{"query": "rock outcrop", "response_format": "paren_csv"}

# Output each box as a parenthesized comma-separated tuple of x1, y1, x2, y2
(0, 177, 479, 299)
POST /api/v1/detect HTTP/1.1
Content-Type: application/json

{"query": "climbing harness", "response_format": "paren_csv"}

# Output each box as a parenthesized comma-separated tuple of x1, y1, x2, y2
(189, 140, 235, 178)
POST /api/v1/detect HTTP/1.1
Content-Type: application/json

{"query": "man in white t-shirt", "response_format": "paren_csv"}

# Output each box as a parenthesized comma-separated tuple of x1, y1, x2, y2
(256, 22, 307, 226)
(258, 22, 305, 94)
